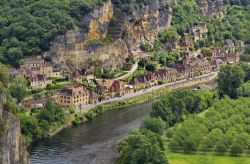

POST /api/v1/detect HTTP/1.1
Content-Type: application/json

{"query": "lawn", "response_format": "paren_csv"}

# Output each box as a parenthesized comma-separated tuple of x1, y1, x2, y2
(167, 152, 250, 164)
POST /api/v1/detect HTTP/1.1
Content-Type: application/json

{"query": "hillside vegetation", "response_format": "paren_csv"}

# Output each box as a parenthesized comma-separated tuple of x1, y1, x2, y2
(0, 0, 106, 66)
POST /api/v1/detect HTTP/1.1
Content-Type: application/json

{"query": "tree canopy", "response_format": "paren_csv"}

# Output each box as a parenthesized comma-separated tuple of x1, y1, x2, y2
(0, 0, 106, 66)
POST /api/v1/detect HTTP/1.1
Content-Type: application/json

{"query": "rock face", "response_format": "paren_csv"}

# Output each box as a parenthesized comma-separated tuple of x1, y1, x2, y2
(44, 0, 171, 71)
(198, 0, 224, 18)
(44, 0, 225, 71)
(0, 94, 30, 164)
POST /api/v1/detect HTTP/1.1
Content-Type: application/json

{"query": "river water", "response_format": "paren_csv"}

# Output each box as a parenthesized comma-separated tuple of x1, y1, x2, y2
(29, 101, 155, 164)
(29, 82, 217, 164)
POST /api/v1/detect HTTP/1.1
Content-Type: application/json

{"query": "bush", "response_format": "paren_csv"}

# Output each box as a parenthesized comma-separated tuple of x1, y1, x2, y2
(84, 111, 95, 120)
(140, 43, 153, 52)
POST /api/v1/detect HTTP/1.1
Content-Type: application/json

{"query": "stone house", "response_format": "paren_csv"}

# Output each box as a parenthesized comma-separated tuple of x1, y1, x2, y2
(190, 24, 207, 42)
(211, 58, 226, 71)
(110, 80, 125, 97)
(89, 91, 99, 104)
(29, 74, 52, 89)
(129, 78, 146, 90)
(155, 68, 178, 83)
(70, 69, 95, 84)
(96, 79, 112, 99)
(56, 86, 89, 108)
(22, 98, 47, 109)
(130, 73, 158, 89)
(179, 34, 191, 49)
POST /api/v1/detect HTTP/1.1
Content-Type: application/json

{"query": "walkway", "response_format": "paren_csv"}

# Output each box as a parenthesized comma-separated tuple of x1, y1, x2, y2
(115, 61, 138, 80)
(77, 71, 218, 111)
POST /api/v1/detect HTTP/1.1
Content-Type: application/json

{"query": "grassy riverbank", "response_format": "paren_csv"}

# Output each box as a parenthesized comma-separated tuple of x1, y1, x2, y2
(167, 152, 250, 164)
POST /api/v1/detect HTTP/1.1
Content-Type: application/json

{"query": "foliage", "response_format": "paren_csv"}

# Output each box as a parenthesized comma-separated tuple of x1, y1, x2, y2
(138, 58, 149, 68)
(218, 65, 245, 98)
(237, 81, 250, 97)
(240, 54, 250, 62)
(117, 129, 168, 164)
(159, 27, 180, 43)
(0, 0, 106, 66)
(0, 63, 9, 87)
(9, 76, 29, 102)
(145, 63, 156, 72)
(171, 0, 203, 36)
(156, 51, 179, 66)
(20, 101, 67, 145)
(151, 90, 217, 127)
(84, 105, 104, 120)
(168, 96, 250, 154)
(141, 118, 166, 135)
(140, 43, 153, 52)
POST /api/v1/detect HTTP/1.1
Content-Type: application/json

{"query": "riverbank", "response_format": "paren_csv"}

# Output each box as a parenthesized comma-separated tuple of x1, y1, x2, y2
(43, 72, 218, 139)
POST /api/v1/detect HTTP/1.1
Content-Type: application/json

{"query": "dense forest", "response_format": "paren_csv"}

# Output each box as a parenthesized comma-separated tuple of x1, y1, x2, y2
(0, 0, 106, 66)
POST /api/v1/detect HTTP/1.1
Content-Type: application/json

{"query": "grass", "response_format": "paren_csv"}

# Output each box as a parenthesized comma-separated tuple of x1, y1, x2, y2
(167, 152, 250, 164)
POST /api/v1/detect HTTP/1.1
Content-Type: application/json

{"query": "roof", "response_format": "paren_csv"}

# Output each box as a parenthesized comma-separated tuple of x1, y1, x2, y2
(110, 80, 124, 89)
(61, 86, 88, 96)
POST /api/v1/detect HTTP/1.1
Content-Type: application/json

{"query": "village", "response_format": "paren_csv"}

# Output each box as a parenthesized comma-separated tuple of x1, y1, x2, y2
(9, 37, 241, 111)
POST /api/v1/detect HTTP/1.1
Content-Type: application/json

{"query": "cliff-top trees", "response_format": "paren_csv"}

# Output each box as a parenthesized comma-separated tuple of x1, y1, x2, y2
(0, 0, 106, 66)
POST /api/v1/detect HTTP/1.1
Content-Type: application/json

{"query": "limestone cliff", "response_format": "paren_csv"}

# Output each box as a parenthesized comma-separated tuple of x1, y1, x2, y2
(198, 0, 225, 18)
(0, 93, 30, 164)
(44, 0, 171, 71)
(44, 0, 226, 71)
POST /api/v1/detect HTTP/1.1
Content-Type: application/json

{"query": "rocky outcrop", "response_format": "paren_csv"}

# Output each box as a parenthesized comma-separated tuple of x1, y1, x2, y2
(198, 0, 225, 18)
(0, 93, 30, 164)
(44, 0, 226, 71)
(44, 0, 172, 71)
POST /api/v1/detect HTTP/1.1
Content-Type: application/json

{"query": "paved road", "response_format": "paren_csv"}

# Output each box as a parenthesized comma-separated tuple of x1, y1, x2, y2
(77, 71, 218, 112)
(115, 61, 138, 80)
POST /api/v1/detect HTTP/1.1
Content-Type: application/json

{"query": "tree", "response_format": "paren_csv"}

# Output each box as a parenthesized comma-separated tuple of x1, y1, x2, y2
(138, 58, 148, 68)
(218, 65, 245, 98)
(0, 63, 8, 87)
(141, 118, 166, 134)
(159, 27, 180, 43)
(145, 63, 156, 72)
(117, 129, 168, 164)
(237, 82, 250, 97)
(9, 76, 29, 102)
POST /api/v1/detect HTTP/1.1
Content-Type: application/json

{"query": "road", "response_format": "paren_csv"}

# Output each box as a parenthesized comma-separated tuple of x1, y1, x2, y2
(77, 71, 218, 111)
(115, 61, 138, 80)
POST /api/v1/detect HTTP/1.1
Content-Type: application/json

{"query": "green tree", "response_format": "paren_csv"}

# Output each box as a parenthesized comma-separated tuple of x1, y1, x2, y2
(138, 58, 149, 68)
(218, 65, 245, 98)
(117, 129, 168, 164)
(9, 76, 29, 102)
(237, 82, 250, 97)
(145, 63, 156, 72)
(141, 118, 166, 135)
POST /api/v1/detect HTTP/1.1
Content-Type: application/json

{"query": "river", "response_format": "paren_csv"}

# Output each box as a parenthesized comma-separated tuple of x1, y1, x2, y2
(29, 101, 155, 164)
(29, 82, 217, 164)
